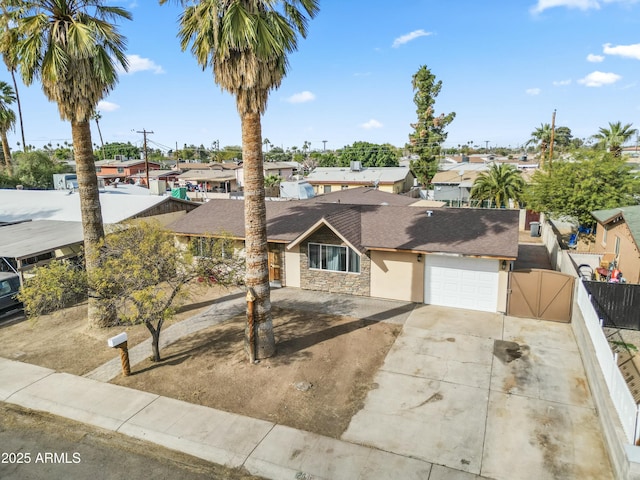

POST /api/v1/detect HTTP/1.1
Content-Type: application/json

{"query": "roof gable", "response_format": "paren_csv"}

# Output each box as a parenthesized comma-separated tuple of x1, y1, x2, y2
(592, 205, 640, 248)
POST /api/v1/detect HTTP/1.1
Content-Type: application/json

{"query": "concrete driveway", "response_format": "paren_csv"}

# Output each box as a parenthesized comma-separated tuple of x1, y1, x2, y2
(342, 305, 614, 479)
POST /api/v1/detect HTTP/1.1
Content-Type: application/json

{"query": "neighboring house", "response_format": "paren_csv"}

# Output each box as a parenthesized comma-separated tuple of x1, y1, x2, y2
(176, 170, 238, 193)
(592, 205, 640, 284)
(305, 164, 415, 195)
(168, 189, 519, 313)
(95, 158, 162, 185)
(128, 169, 181, 187)
(0, 220, 84, 283)
(430, 169, 481, 205)
(233, 161, 301, 188)
(0, 187, 200, 282)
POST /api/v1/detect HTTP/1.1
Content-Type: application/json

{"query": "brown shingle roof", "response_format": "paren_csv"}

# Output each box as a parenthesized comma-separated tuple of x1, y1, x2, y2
(168, 200, 518, 258)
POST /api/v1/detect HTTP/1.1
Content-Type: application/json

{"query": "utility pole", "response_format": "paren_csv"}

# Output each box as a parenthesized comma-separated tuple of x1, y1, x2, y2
(137, 129, 153, 188)
(485, 140, 490, 153)
(548, 109, 556, 169)
(322, 140, 327, 152)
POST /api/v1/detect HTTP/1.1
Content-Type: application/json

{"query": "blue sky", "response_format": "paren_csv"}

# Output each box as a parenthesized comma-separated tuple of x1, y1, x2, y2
(5, 0, 640, 154)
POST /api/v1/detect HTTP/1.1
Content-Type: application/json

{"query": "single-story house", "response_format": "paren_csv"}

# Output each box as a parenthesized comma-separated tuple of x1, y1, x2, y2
(430, 169, 481, 205)
(592, 205, 640, 284)
(168, 190, 519, 313)
(305, 165, 415, 195)
(176, 170, 239, 193)
(95, 158, 162, 184)
(0, 187, 200, 281)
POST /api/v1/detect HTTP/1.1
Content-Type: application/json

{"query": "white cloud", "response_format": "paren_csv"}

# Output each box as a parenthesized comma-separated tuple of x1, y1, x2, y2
(526, 88, 542, 95)
(286, 91, 316, 103)
(119, 54, 165, 75)
(97, 100, 120, 112)
(531, 0, 599, 13)
(530, 0, 638, 13)
(587, 53, 605, 62)
(603, 43, 640, 60)
(392, 29, 432, 48)
(360, 119, 383, 129)
(553, 79, 572, 86)
(578, 70, 622, 87)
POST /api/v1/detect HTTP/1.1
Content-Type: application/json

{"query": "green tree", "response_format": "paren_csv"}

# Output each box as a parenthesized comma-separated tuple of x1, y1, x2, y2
(554, 126, 573, 149)
(0, 80, 16, 175)
(19, 222, 244, 362)
(527, 123, 552, 166)
(310, 150, 337, 167)
(526, 151, 640, 226)
(264, 146, 291, 163)
(164, 0, 319, 359)
(408, 65, 455, 185)
(96, 141, 141, 160)
(592, 121, 638, 158)
(339, 141, 399, 167)
(470, 164, 526, 208)
(13, 0, 131, 327)
(14, 150, 73, 189)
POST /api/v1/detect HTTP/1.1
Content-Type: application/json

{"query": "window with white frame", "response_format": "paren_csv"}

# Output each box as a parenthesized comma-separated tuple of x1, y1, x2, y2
(308, 243, 360, 273)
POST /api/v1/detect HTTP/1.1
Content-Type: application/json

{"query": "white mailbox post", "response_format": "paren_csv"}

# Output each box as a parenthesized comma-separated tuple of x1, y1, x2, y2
(107, 332, 130, 376)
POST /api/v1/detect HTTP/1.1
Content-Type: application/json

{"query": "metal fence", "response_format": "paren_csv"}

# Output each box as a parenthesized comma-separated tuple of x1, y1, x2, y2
(577, 281, 640, 443)
(583, 281, 640, 330)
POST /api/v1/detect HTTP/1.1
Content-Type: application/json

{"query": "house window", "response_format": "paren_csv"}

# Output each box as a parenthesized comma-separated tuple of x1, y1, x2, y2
(308, 243, 360, 273)
(602, 228, 607, 246)
(341, 185, 349, 190)
(323, 185, 332, 194)
(615, 236, 621, 256)
(95, 167, 101, 173)
(117, 167, 124, 173)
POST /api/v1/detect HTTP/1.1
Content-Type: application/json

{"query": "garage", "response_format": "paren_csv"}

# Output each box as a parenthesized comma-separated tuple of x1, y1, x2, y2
(424, 255, 500, 312)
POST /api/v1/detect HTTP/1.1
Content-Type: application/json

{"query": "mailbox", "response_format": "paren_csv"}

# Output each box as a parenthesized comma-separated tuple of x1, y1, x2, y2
(107, 332, 128, 348)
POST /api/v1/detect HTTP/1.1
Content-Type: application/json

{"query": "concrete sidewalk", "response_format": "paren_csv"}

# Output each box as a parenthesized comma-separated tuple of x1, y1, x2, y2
(2, 358, 442, 479)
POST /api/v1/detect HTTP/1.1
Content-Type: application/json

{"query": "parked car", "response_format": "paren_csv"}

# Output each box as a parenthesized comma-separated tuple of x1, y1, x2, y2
(0, 272, 21, 313)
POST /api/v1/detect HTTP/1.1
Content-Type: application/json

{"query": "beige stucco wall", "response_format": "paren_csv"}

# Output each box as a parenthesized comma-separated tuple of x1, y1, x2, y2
(594, 222, 640, 284)
(285, 245, 301, 287)
(370, 250, 424, 302)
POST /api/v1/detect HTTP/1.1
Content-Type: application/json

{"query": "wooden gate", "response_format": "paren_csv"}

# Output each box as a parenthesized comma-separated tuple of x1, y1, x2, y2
(507, 269, 574, 322)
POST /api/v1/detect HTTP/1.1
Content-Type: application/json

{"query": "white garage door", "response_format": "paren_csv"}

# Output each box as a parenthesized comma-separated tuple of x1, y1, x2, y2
(424, 255, 499, 312)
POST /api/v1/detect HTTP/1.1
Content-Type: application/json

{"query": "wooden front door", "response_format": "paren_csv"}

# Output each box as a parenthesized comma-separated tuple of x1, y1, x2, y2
(507, 269, 574, 322)
(268, 248, 281, 283)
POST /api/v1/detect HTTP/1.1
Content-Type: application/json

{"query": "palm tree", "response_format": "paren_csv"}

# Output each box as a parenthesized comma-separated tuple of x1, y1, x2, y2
(0, 5, 27, 151)
(527, 123, 552, 167)
(163, 0, 319, 359)
(92, 111, 106, 160)
(262, 137, 271, 154)
(592, 121, 638, 157)
(470, 163, 526, 208)
(12, 0, 131, 327)
(0, 81, 16, 176)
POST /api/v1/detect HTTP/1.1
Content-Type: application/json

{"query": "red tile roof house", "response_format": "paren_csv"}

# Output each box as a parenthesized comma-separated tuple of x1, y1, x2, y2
(168, 189, 519, 313)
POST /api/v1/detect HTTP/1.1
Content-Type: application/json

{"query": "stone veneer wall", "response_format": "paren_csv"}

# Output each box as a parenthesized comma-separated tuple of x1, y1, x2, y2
(298, 226, 370, 296)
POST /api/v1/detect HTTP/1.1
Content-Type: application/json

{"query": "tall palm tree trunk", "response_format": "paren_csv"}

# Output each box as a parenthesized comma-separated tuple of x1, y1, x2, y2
(71, 119, 110, 327)
(242, 111, 275, 359)
(10, 69, 26, 150)
(1, 129, 11, 175)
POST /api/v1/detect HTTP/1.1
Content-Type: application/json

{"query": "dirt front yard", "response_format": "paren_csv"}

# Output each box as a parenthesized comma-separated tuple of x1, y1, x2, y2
(0, 287, 401, 439)
(112, 306, 401, 438)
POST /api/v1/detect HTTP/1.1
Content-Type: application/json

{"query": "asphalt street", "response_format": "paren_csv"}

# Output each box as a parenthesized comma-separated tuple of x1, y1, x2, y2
(0, 403, 263, 480)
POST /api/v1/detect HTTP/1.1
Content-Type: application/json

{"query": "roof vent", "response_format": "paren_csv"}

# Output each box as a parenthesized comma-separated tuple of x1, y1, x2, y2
(350, 161, 362, 172)
(426, 210, 433, 217)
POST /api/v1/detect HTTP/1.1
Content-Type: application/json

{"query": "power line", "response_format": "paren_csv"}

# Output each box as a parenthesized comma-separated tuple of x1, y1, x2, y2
(136, 129, 154, 188)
